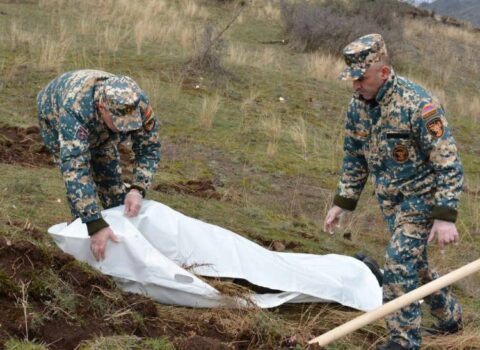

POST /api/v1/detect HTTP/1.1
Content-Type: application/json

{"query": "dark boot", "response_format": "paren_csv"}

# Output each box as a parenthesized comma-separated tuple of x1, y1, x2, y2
(353, 251, 384, 286)
(377, 341, 410, 350)
(423, 319, 463, 336)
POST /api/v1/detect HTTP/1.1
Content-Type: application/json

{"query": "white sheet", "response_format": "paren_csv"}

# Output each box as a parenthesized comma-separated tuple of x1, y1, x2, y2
(48, 200, 382, 311)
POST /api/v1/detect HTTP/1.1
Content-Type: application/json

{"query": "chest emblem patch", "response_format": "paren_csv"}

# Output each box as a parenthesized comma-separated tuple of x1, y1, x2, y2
(75, 126, 89, 141)
(426, 117, 444, 138)
(392, 144, 409, 163)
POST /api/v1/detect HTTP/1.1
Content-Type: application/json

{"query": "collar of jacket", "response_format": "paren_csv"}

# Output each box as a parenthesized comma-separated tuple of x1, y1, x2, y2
(375, 69, 397, 107)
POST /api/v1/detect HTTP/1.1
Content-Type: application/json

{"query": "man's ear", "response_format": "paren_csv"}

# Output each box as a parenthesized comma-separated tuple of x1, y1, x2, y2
(380, 65, 391, 80)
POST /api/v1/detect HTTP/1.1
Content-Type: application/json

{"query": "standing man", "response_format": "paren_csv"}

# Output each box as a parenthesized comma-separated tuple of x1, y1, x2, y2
(37, 69, 160, 262)
(324, 34, 463, 350)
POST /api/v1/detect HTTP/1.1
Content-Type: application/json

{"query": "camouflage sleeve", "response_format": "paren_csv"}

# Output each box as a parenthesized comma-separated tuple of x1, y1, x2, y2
(58, 109, 102, 223)
(333, 100, 369, 211)
(130, 98, 161, 194)
(412, 101, 464, 222)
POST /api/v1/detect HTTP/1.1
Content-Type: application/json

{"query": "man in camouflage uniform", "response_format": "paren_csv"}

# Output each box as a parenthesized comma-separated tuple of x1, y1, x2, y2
(37, 69, 160, 261)
(324, 34, 463, 350)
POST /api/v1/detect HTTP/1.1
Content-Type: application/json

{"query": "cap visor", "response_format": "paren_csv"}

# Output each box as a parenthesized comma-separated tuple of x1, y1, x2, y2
(338, 67, 366, 81)
(113, 109, 143, 132)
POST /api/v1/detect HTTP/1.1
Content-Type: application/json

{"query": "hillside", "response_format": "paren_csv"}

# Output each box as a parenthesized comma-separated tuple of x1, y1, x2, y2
(421, 0, 480, 27)
(0, 0, 479, 349)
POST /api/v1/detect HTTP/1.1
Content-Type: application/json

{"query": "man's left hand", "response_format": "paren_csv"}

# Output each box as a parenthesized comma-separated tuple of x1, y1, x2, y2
(124, 189, 143, 217)
(428, 219, 459, 250)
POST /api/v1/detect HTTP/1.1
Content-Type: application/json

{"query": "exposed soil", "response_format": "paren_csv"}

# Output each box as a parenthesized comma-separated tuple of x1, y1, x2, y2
(0, 125, 54, 167)
(0, 237, 232, 350)
(249, 234, 302, 252)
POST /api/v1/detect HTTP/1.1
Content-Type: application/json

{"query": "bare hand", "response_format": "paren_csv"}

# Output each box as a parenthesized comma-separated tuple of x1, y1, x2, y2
(90, 226, 119, 261)
(428, 219, 459, 250)
(124, 189, 142, 217)
(324, 205, 345, 234)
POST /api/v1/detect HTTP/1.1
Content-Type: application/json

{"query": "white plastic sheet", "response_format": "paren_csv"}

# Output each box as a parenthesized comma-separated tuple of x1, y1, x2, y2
(48, 200, 382, 311)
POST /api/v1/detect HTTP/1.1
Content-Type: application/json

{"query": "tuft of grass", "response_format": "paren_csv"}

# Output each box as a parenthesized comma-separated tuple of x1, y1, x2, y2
(38, 36, 70, 71)
(289, 116, 308, 160)
(199, 94, 221, 129)
(77, 335, 175, 350)
(261, 113, 282, 157)
(306, 53, 344, 82)
(4, 339, 48, 350)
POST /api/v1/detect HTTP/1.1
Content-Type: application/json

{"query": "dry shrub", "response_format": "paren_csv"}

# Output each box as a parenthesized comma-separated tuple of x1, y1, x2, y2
(189, 25, 228, 77)
(280, 0, 405, 57)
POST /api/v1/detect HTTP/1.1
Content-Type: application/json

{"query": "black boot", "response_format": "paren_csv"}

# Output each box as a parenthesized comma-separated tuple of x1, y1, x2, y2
(353, 251, 384, 286)
(377, 341, 410, 350)
(423, 319, 463, 336)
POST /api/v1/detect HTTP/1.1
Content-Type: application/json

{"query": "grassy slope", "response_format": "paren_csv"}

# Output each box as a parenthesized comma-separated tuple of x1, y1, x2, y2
(0, 0, 479, 349)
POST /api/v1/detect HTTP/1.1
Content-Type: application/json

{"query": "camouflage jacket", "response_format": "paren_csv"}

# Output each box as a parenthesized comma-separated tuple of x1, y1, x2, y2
(37, 70, 160, 224)
(333, 71, 463, 222)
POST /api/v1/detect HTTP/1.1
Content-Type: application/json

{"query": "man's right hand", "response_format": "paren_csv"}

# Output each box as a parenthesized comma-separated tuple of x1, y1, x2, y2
(324, 205, 345, 234)
(90, 226, 119, 261)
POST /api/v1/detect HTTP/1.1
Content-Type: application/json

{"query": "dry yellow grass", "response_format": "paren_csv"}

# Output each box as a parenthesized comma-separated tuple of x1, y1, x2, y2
(199, 94, 221, 129)
(252, 0, 281, 21)
(181, 0, 209, 19)
(8, 21, 36, 51)
(306, 53, 345, 82)
(227, 43, 282, 70)
(227, 43, 249, 66)
(38, 36, 70, 71)
(403, 18, 479, 46)
(455, 94, 480, 122)
(289, 117, 308, 159)
(261, 113, 282, 157)
(99, 25, 129, 54)
(77, 13, 96, 36)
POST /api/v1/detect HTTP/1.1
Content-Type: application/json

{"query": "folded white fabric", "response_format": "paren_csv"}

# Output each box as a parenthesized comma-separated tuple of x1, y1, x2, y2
(48, 200, 382, 311)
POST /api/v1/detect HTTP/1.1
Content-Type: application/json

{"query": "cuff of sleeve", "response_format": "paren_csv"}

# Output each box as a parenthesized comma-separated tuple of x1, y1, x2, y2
(432, 206, 458, 223)
(129, 184, 146, 198)
(86, 218, 109, 236)
(333, 194, 358, 211)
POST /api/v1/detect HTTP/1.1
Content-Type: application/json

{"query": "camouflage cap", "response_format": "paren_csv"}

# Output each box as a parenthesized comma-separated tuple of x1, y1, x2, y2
(338, 33, 388, 81)
(101, 75, 143, 132)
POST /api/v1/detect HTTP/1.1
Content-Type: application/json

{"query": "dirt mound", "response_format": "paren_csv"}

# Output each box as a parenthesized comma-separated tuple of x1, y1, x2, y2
(154, 179, 223, 200)
(0, 125, 54, 167)
(0, 236, 165, 350)
(0, 237, 255, 349)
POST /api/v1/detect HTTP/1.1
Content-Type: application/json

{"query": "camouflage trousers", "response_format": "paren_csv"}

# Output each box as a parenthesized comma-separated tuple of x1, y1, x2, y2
(38, 114, 127, 219)
(379, 192, 462, 349)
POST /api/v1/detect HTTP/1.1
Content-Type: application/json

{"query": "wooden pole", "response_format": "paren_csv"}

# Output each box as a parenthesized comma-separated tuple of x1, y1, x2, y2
(309, 258, 480, 346)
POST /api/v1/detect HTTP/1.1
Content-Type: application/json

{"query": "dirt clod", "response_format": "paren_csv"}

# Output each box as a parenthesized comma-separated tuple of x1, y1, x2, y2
(0, 125, 54, 167)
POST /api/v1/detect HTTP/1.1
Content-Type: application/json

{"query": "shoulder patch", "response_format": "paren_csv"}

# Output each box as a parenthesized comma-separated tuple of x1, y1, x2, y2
(421, 103, 438, 120)
(75, 126, 89, 141)
(144, 105, 153, 119)
(144, 116, 155, 132)
(426, 117, 444, 138)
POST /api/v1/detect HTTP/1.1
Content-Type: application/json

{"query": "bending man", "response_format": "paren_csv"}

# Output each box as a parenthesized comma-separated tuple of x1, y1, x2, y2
(37, 69, 160, 261)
